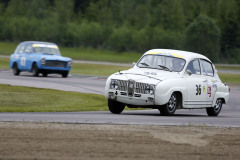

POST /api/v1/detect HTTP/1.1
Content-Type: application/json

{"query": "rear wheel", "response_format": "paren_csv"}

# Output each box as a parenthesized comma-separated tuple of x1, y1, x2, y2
(108, 99, 125, 114)
(206, 99, 222, 116)
(13, 63, 20, 75)
(158, 93, 177, 116)
(32, 63, 39, 77)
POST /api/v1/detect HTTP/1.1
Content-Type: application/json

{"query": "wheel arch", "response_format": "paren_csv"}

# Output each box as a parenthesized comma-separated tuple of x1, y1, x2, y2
(221, 98, 226, 104)
(31, 61, 37, 71)
(154, 78, 187, 106)
(173, 91, 183, 109)
(212, 91, 229, 107)
(154, 86, 187, 106)
(11, 61, 18, 68)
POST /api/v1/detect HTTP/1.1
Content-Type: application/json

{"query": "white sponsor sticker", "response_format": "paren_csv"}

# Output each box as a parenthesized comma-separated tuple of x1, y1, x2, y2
(20, 57, 26, 66)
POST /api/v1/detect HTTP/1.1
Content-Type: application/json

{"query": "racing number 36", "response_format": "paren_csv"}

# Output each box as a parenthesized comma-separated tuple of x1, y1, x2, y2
(196, 84, 201, 95)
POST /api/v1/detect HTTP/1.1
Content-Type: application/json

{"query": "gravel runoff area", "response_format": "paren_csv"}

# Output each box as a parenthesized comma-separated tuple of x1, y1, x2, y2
(0, 122, 239, 160)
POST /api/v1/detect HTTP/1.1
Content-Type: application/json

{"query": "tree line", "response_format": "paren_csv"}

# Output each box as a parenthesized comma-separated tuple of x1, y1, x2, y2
(0, 0, 239, 63)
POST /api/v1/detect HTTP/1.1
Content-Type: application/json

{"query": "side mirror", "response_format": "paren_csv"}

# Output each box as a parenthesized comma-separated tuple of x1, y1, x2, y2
(186, 70, 192, 76)
(132, 62, 136, 66)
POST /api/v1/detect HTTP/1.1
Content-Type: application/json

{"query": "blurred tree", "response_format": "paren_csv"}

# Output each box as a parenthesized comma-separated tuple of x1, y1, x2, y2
(217, 0, 239, 52)
(4, 0, 26, 17)
(86, 0, 112, 24)
(150, 0, 185, 31)
(0, 0, 239, 63)
(184, 15, 221, 62)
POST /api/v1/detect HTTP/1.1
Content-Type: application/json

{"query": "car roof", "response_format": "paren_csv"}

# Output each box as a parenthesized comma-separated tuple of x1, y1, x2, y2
(19, 41, 57, 46)
(144, 49, 211, 63)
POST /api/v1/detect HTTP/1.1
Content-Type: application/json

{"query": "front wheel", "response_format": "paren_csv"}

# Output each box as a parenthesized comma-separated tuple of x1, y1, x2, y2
(206, 99, 222, 116)
(108, 99, 125, 114)
(62, 71, 69, 78)
(42, 73, 48, 77)
(158, 93, 177, 116)
(32, 63, 39, 77)
(13, 63, 20, 75)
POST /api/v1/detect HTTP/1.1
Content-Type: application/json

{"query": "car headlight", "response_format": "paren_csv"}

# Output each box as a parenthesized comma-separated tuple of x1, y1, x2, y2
(41, 57, 46, 65)
(110, 79, 119, 89)
(68, 60, 72, 67)
(145, 84, 155, 95)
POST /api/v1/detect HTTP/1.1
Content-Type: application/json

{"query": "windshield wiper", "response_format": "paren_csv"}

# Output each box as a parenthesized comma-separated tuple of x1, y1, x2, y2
(140, 62, 150, 67)
(158, 65, 172, 72)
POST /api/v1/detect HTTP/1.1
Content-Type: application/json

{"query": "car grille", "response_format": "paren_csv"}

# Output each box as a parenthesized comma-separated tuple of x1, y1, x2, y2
(128, 80, 135, 97)
(117, 80, 147, 95)
(135, 82, 148, 94)
(118, 80, 128, 91)
(45, 60, 67, 68)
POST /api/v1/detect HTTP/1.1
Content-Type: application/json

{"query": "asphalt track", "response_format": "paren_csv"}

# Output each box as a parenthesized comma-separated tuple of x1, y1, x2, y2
(0, 70, 240, 127)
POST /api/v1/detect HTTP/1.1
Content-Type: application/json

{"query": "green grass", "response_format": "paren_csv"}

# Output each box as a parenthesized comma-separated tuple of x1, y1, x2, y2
(0, 57, 9, 69)
(0, 57, 130, 76)
(0, 57, 239, 84)
(218, 73, 240, 84)
(215, 65, 240, 71)
(0, 42, 17, 55)
(0, 84, 108, 112)
(61, 47, 140, 63)
(0, 42, 140, 63)
(71, 63, 130, 76)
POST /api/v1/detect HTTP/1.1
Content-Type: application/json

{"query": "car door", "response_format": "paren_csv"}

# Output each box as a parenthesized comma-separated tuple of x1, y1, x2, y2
(184, 59, 209, 108)
(16, 44, 27, 71)
(23, 44, 33, 71)
(200, 59, 217, 105)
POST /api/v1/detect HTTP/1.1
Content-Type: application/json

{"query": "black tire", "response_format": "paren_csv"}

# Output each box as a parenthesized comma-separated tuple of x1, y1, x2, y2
(206, 99, 222, 116)
(32, 63, 39, 77)
(13, 63, 20, 75)
(42, 73, 48, 77)
(62, 71, 69, 78)
(158, 93, 177, 116)
(108, 99, 125, 114)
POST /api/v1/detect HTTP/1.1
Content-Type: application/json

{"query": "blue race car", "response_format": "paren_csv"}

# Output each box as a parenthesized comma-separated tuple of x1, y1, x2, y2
(9, 41, 72, 78)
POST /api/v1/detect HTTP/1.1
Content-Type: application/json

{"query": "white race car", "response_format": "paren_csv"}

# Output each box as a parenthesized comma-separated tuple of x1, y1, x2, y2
(105, 49, 230, 116)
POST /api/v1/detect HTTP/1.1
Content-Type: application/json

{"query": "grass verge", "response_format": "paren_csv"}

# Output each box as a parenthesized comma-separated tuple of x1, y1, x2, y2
(0, 57, 9, 69)
(218, 73, 240, 84)
(0, 42, 140, 63)
(0, 58, 239, 84)
(0, 57, 131, 76)
(0, 84, 107, 112)
(215, 65, 240, 71)
(71, 63, 130, 76)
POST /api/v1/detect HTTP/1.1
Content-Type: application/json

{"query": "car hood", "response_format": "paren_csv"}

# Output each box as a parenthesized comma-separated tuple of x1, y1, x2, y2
(40, 53, 70, 61)
(111, 68, 182, 85)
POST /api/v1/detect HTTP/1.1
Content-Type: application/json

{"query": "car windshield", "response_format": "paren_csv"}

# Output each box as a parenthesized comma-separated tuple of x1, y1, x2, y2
(32, 44, 61, 55)
(137, 54, 186, 72)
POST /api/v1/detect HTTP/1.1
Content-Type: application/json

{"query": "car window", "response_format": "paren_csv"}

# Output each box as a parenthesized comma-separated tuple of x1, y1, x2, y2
(137, 54, 186, 72)
(200, 60, 214, 76)
(32, 44, 60, 55)
(186, 59, 201, 75)
(16, 45, 25, 54)
(24, 45, 32, 53)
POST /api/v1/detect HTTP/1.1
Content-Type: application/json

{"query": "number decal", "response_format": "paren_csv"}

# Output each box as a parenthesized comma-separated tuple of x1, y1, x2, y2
(196, 84, 201, 95)
(207, 86, 211, 97)
(20, 57, 26, 66)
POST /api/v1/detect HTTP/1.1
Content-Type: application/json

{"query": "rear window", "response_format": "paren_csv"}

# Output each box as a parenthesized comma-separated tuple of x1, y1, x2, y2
(200, 60, 214, 76)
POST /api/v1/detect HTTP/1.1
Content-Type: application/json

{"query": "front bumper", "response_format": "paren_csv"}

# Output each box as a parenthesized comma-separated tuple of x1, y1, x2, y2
(108, 89, 155, 106)
(39, 65, 71, 71)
